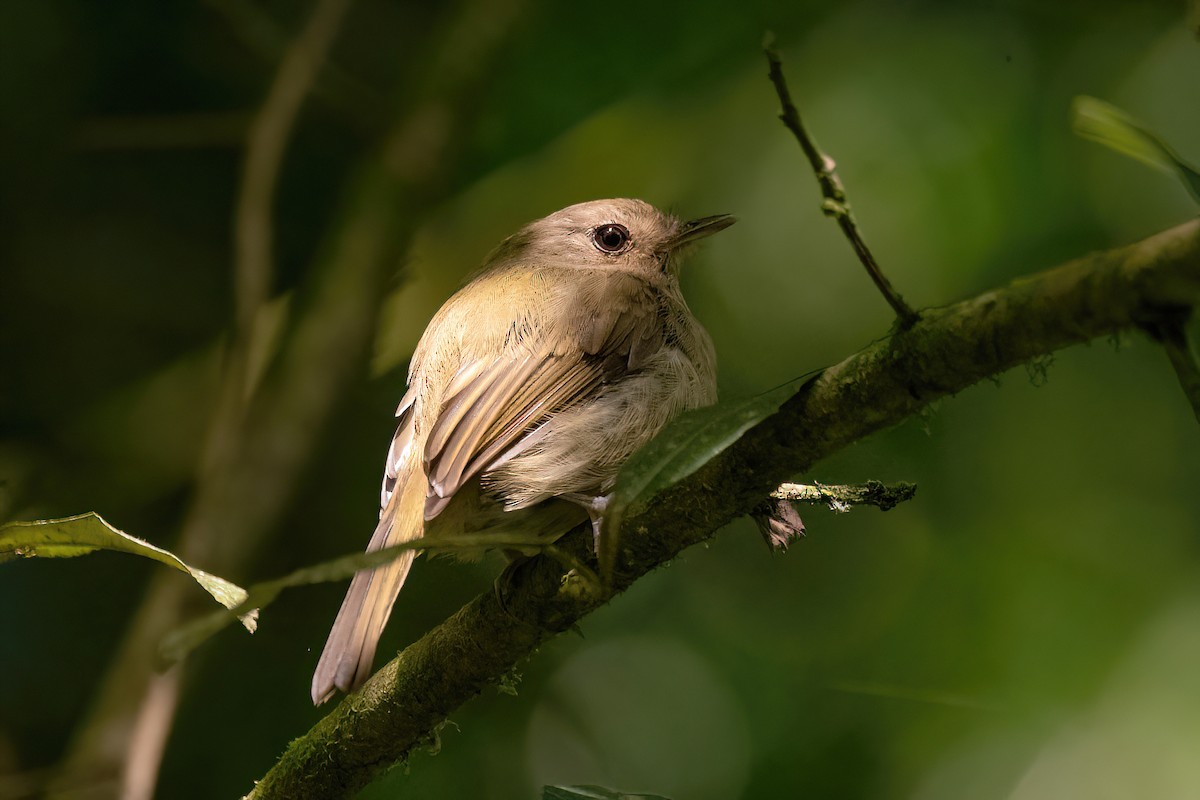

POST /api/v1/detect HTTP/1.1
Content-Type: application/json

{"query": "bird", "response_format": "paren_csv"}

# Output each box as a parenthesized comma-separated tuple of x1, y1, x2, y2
(311, 198, 733, 705)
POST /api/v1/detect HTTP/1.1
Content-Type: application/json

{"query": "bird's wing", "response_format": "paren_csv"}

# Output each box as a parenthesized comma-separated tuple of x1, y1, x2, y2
(420, 296, 665, 520)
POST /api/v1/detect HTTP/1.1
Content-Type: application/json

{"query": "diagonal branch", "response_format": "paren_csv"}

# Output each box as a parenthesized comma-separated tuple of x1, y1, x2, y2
(247, 219, 1200, 799)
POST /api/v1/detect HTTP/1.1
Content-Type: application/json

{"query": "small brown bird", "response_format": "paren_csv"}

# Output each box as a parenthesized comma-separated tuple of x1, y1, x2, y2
(311, 198, 733, 705)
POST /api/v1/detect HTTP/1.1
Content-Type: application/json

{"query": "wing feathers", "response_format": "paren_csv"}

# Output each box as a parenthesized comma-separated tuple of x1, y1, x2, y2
(420, 297, 661, 521)
(422, 358, 491, 463)
(428, 354, 542, 498)
(462, 358, 601, 480)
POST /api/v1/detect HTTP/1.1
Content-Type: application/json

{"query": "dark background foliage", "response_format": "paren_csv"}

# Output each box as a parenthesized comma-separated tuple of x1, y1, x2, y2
(2, 1, 1198, 798)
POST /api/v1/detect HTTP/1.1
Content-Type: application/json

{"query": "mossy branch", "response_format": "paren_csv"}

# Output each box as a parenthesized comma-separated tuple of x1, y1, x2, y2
(247, 219, 1200, 799)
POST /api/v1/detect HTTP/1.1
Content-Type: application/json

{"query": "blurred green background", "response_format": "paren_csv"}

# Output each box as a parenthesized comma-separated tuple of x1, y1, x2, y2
(2, 1, 1199, 798)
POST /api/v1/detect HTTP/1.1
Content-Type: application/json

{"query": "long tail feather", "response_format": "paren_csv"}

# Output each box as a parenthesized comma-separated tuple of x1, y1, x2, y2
(311, 472, 424, 705)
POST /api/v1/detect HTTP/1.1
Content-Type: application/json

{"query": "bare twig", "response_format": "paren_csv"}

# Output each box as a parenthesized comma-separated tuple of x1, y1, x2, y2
(247, 219, 1200, 799)
(772, 480, 917, 512)
(763, 35, 919, 328)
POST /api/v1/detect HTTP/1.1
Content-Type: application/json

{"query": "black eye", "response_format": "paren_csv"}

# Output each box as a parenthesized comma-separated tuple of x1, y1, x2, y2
(591, 223, 630, 253)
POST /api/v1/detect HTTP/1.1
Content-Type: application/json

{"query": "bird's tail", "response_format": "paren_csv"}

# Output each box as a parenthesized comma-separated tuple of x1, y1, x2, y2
(311, 466, 425, 705)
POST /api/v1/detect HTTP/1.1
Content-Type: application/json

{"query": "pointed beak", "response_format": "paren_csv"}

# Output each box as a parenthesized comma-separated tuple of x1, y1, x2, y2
(666, 214, 736, 251)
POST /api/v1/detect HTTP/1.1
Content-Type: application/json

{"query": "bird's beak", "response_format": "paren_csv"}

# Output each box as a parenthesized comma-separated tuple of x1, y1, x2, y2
(667, 214, 736, 251)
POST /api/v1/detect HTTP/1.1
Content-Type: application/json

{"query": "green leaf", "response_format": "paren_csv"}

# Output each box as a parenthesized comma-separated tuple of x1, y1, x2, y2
(159, 531, 549, 664)
(543, 786, 672, 800)
(601, 377, 808, 575)
(0, 512, 255, 630)
(1071, 95, 1200, 204)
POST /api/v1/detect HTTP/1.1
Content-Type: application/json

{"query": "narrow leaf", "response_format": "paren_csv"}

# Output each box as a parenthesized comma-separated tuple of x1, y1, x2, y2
(1071, 95, 1200, 203)
(601, 377, 809, 575)
(159, 531, 553, 664)
(0, 512, 255, 630)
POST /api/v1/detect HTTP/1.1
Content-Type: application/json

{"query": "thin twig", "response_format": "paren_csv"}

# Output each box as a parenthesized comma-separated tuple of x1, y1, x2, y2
(763, 35, 919, 328)
(772, 480, 917, 512)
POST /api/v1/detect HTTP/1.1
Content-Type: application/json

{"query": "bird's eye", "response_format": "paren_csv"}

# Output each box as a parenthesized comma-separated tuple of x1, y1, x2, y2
(591, 223, 631, 254)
